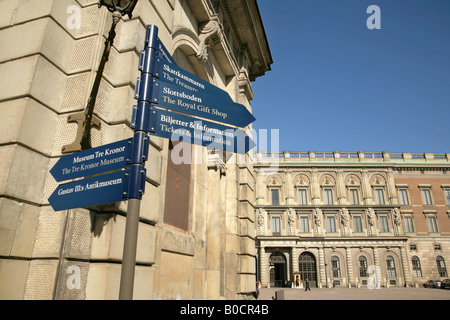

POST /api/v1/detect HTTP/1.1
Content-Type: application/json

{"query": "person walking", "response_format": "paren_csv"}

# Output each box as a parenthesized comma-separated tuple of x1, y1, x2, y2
(304, 279, 311, 292)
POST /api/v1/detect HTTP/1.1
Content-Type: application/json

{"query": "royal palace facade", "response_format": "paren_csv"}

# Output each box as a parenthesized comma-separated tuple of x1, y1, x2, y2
(0, 0, 271, 300)
(254, 151, 450, 288)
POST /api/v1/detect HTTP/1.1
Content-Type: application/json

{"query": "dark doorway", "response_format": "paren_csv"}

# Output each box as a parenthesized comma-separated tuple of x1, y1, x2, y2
(299, 252, 317, 288)
(269, 252, 286, 287)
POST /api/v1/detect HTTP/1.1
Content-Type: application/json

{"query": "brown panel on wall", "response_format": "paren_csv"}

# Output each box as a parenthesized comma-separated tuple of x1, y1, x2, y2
(163, 141, 191, 231)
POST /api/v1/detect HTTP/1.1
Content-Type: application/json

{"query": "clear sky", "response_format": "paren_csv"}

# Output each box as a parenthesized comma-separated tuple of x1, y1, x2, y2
(251, 0, 450, 153)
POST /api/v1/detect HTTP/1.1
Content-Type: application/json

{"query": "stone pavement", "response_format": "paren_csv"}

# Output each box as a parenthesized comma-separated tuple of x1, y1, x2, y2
(257, 287, 450, 300)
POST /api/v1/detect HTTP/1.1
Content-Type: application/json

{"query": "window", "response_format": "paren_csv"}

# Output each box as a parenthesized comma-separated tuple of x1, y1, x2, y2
(272, 216, 281, 234)
(379, 216, 389, 233)
(421, 188, 433, 205)
(324, 189, 333, 205)
(359, 256, 368, 277)
(386, 256, 396, 278)
(300, 217, 309, 233)
(398, 188, 409, 205)
(444, 189, 450, 205)
(331, 256, 341, 278)
(353, 216, 363, 233)
(436, 256, 448, 277)
(375, 189, 385, 205)
(350, 189, 359, 205)
(410, 244, 417, 250)
(427, 216, 438, 233)
(327, 216, 336, 233)
(404, 216, 415, 233)
(412, 256, 422, 277)
(271, 189, 280, 205)
(299, 189, 307, 205)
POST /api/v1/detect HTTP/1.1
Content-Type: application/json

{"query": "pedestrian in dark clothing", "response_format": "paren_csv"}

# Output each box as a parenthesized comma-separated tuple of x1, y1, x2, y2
(305, 279, 311, 291)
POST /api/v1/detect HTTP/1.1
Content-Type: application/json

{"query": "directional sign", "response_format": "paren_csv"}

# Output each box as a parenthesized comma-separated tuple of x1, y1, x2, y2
(50, 139, 131, 182)
(136, 75, 255, 128)
(48, 169, 129, 211)
(150, 108, 255, 154)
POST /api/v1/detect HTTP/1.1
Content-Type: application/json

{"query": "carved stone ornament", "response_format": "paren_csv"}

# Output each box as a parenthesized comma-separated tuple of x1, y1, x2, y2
(196, 15, 222, 63)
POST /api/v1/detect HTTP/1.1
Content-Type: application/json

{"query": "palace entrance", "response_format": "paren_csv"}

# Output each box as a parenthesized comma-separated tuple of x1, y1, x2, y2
(269, 252, 286, 287)
(299, 252, 317, 288)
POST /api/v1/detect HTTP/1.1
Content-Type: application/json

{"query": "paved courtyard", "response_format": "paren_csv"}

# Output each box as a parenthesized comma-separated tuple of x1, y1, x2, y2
(258, 287, 450, 300)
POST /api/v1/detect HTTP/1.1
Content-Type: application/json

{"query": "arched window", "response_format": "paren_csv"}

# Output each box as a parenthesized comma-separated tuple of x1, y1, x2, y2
(358, 256, 368, 277)
(436, 256, 448, 277)
(412, 256, 422, 278)
(331, 256, 340, 278)
(386, 256, 396, 278)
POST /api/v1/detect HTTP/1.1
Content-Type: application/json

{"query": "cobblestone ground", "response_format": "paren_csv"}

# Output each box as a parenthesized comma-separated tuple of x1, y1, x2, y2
(258, 287, 450, 300)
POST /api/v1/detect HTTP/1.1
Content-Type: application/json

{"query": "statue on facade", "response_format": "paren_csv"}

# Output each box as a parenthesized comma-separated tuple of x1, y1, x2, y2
(340, 208, 350, 236)
(313, 208, 324, 235)
(256, 208, 267, 236)
(286, 208, 296, 235)
(366, 207, 377, 235)
(392, 208, 402, 236)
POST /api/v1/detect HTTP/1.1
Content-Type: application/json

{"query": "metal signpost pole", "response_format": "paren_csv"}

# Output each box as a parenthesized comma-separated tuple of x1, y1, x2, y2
(118, 25, 158, 300)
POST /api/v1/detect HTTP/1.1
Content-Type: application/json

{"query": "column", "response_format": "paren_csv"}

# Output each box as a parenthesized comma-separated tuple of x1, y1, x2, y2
(372, 247, 382, 288)
(361, 170, 372, 205)
(400, 245, 412, 287)
(255, 169, 266, 205)
(386, 168, 398, 205)
(311, 169, 321, 205)
(259, 245, 268, 288)
(346, 247, 354, 287)
(318, 247, 326, 288)
(336, 169, 347, 205)
(285, 170, 294, 205)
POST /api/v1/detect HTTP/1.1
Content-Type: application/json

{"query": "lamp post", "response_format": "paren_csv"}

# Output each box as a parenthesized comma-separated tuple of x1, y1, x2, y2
(62, 0, 138, 153)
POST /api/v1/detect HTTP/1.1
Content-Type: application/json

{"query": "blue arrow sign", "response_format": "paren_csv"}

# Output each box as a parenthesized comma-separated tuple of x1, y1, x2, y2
(136, 75, 255, 128)
(137, 47, 255, 128)
(50, 139, 132, 182)
(48, 170, 129, 211)
(150, 108, 255, 154)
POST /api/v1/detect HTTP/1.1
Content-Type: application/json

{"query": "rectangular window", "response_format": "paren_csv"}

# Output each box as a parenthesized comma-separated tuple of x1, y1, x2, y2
(353, 216, 363, 233)
(375, 189, 385, 205)
(404, 216, 415, 233)
(324, 189, 333, 205)
(350, 189, 359, 205)
(300, 217, 309, 233)
(327, 216, 336, 233)
(421, 189, 433, 205)
(427, 216, 438, 233)
(398, 189, 409, 205)
(380, 216, 389, 232)
(444, 189, 450, 205)
(271, 189, 280, 205)
(299, 189, 307, 205)
(272, 216, 281, 234)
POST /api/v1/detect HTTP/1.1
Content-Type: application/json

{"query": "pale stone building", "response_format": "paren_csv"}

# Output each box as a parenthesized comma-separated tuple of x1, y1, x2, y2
(0, 0, 272, 299)
(254, 151, 450, 289)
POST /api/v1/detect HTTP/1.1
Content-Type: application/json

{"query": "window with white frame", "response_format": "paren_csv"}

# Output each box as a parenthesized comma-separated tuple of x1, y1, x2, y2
(324, 189, 333, 205)
(379, 215, 389, 232)
(398, 188, 409, 205)
(271, 189, 280, 205)
(375, 189, 385, 205)
(353, 216, 363, 233)
(412, 256, 422, 277)
(426, 215, 438, 233)
(272, 216, 281, 234)
(386, 256, 397, 278)
(327, 216, 336, 233)
(298, 189, 307, 205)
(404, 216, 415, 233)
(421, 188, 433, 205)
(300, 216, 310, 233)
(444, 188, 450, 205)
(349, 188, 359, 205)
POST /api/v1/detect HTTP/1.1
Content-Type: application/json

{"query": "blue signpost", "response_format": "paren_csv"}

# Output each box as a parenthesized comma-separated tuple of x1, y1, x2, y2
(49, 24, 256, 300)
(48, 170, 129, 211)
(50, 139, 132, 182)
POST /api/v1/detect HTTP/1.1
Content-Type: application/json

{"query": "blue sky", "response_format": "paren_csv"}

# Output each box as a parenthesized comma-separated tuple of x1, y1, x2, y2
(251, 0, 450, 153)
